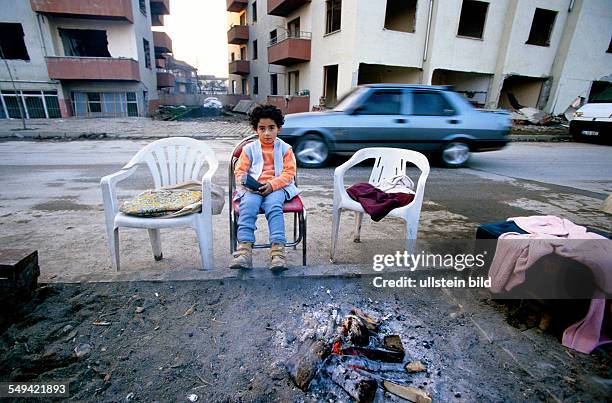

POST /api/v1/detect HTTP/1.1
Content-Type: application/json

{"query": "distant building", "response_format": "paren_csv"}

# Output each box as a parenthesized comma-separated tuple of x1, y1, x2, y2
(0, 0, 171, 118)
(197, 75, 228, 95)
(157, 56, 198, 94)
(227, 0, 611, 115)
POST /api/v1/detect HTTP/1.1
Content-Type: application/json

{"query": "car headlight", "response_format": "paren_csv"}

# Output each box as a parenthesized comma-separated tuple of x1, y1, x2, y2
(573, 111, 583, 118)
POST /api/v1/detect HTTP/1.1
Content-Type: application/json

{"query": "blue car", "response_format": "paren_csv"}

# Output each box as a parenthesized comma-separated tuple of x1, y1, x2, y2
(279, 84, 511, 168)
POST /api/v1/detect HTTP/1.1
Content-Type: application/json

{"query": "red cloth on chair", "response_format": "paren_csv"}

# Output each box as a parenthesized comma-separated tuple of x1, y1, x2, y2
(346, 183, 414, 222)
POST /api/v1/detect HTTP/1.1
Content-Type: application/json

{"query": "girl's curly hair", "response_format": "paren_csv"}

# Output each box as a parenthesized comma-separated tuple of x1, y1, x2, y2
(248, 104, 284, 130)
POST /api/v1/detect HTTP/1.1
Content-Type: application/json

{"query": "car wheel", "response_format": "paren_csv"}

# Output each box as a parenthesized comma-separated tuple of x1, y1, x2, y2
(294, 134, 329, 168)
(441, 141, 470, 168)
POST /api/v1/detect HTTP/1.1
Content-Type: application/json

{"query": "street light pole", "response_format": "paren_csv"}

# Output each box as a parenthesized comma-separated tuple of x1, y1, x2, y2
(0, 44, 27, 130)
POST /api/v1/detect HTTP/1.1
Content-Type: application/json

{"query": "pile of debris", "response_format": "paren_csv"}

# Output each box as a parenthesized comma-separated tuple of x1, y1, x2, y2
(287, 307, 432, 403)
(154, 105, 223, 121)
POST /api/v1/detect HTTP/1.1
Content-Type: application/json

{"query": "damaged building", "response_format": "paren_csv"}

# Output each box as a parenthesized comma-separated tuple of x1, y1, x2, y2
(227, 0, 611, 115)
(0, 0, 172, 118)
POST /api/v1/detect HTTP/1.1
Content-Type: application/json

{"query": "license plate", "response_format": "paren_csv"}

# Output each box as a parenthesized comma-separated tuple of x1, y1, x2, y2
(581, 130, 599, 136)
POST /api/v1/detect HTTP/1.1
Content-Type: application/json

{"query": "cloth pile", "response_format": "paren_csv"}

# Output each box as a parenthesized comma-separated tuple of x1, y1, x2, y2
(346, 175, 415, 221)
(488, 215, 612, 354)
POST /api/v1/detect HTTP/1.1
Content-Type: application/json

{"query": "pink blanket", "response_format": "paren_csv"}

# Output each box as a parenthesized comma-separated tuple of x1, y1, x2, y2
(489, 215, 612, 354)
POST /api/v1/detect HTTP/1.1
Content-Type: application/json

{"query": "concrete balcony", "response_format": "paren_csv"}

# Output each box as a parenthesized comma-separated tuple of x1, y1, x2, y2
(267, 0, 310, 17)
(267, 95, 309, 115)
(227, 25, 249, 45)
(157, 71, 175, 88)
(30, 0, 134, 22)
(150, 0, 169, 26)
(228, 60, 250, 76)
(155, 57, 166, 69)
(268, 33, 311, 66)
(227, 0, 247, 12)
(45, 57, 140, 80)
(153, 31, 172, 54)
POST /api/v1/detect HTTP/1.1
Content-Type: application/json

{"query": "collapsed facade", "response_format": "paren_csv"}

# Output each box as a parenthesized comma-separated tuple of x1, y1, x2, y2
(0, 0, 173, 118)
(226, 0, 611, 114)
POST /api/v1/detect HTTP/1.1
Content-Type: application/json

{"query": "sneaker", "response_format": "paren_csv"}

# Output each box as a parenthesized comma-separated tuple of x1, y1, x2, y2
(230, 242, 253, 269)
(269, 243, 287, 271)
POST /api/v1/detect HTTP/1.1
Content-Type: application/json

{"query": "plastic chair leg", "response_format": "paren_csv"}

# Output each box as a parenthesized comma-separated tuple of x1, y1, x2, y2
(330, 208, 342, 262)
(108, 227, 120, 272)
(301, 211, 307, 266)
(148, 229, 163, 261)
(195, 214, 214, 270)
(353, 212, 364, 243)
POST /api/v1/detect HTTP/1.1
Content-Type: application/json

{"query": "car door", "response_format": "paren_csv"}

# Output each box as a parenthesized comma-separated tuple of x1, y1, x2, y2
(340, 89, 409, 152)
(405, 90, 462, 151)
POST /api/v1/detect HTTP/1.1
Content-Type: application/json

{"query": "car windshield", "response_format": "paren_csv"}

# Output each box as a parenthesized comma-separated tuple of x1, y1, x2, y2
(332, 87, 368, 111)
(590, 85, 612, 103)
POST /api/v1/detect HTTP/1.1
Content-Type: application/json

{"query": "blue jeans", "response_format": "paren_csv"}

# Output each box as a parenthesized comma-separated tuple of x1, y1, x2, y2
(237, 189, 286, 244)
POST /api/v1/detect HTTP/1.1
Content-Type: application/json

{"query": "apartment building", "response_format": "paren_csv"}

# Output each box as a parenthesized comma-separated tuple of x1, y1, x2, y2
(226, 0, 611, 115)
(159, 56, 199, 94)
(0, 0, 171, 119)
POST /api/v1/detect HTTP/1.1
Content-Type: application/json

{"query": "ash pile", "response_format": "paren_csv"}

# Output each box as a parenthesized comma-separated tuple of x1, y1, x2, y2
(287, 307, 433, 403)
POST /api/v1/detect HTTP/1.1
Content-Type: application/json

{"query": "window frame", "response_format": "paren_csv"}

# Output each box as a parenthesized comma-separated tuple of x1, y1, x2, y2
(525, 8, 558, 47)
(143, 38, 151, 69)
(325, 0, 342, 35)
(252, 39, 258, 60)
(0, 23, 30, 61)
(252, 1, 257, 23)
(456, 0, 489, 40)
(409, 90, 457, 116)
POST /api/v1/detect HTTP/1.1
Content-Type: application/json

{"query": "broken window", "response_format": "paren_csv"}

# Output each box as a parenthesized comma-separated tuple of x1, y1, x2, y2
(326, 0, 341, 34)
(384, 0, 417, 33)
(0, 23, 30, 60)
(143, 38, 151, 69)
(270, 29, 277, 45)
(240, 46, 246, 60)
(139, 0, 146, 15)
(59, 28, 111, 57)
(253, 76, 258, 95)
(526, 8, 557, 46)
(252, 39, 258, 60)
(252, 1, 257, 23)
(270, 74, 278, 95)
(457, 0, 488, 39)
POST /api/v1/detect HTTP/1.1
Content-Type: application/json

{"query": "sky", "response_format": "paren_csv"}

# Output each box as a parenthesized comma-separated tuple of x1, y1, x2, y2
(153, 0, 227, 77)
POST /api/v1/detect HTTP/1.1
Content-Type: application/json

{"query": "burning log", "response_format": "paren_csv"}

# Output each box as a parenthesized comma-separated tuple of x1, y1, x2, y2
(286, 339, 331, 391)
(325, 364, 378, 403)
(351, 307, 381, 331)
(342, 315, 369, 346)
(340, 346, 405, 363)
(383, 335, 405, 354)
(383, 380, 432, 403)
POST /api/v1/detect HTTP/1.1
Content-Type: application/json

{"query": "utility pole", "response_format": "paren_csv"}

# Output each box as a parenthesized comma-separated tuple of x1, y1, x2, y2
(0, 44, 27, 130)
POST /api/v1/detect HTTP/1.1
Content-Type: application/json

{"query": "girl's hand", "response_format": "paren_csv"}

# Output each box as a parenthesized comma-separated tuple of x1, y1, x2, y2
(258, 182, 273, 196)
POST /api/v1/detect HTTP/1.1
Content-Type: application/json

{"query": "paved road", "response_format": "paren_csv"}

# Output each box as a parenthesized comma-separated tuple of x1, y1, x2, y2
(468, 142, 612, 194)
(0, 140, 609, 282)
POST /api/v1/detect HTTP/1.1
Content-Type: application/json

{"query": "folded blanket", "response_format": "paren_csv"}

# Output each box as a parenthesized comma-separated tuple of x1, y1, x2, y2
(346, 183, 414, 222)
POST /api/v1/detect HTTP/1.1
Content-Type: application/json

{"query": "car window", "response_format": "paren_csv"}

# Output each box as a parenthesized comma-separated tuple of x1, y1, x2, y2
(357, 90, 403, 115)
(333, 87, 368, 112)
(411, 91, 455, 116)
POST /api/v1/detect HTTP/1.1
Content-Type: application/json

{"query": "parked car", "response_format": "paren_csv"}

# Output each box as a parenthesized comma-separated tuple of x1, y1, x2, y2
(569, 86, 611, 143)
(278, 84, 511, 168)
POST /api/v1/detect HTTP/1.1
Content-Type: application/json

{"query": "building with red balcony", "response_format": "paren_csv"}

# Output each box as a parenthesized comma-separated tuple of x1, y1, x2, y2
(0, 0, 172, 118)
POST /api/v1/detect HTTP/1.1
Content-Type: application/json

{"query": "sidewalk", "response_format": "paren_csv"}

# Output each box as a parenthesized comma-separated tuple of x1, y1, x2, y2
(0, 117, 571, 142)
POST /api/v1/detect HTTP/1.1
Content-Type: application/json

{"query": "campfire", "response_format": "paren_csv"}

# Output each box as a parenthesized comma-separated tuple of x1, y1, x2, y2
(287, 307, 432, 403)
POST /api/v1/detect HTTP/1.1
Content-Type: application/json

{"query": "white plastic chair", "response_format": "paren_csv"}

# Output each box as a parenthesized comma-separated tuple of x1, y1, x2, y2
(330, 148, 430, 261)
(100, 137, 219, 271)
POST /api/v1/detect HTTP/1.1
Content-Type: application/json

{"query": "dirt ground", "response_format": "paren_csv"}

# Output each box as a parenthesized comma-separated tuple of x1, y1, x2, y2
(1, 274, 610, 402)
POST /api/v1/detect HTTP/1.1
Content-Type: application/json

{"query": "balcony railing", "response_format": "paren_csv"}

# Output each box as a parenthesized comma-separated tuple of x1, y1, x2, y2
(30, 0, 134, 22)
(228, 60, 250, 75)
(227, 0, 248, 12)
(267, 0, 310, 17)
(45, 57, 140, 81)
(267, 95, 310, 115)
(227, 24, 249, 45)
(268, 30, 311, 66)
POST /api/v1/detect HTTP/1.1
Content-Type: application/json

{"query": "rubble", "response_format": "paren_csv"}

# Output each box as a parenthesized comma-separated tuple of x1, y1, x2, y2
(405, 360, 427, 373)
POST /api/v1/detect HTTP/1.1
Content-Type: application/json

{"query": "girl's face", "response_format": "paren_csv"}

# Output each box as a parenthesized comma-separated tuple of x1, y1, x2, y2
(256, 118, 280, 144)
